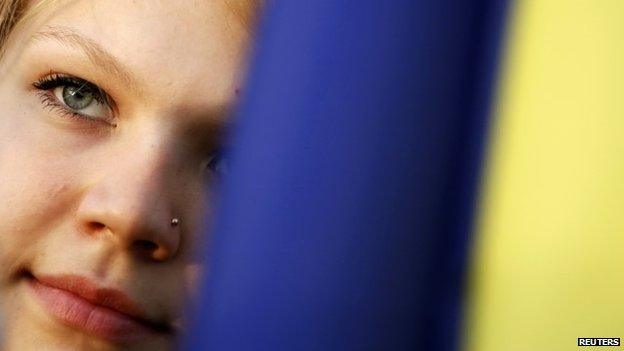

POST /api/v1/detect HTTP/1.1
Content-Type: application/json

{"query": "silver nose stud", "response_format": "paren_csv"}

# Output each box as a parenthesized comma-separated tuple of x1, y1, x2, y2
(171, 218, 179, 227)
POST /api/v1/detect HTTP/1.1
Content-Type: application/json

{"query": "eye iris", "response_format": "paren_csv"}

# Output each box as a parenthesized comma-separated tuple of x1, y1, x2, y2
(62, 85, 94, 110)
(207, 152, 229, 177)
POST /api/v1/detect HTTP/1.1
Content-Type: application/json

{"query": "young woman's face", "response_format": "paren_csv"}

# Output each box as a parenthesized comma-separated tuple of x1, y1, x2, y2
(0, 0, 251, 350)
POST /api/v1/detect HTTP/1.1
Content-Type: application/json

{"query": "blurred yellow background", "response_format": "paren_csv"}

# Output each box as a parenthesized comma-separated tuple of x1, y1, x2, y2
(463, 0, 624, 350)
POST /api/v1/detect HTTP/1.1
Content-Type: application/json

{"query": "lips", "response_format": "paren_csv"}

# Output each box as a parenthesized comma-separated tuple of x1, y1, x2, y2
(25, 271, 171, 343)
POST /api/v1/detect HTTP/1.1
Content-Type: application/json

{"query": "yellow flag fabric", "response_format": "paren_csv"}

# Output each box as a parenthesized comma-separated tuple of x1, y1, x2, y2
(464, 1, 624, 350)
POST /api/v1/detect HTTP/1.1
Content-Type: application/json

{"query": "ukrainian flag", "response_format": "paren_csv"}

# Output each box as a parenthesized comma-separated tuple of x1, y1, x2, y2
(185, 1, 624, 350)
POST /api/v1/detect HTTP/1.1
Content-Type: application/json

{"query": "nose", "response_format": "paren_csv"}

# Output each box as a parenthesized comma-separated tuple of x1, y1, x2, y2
(75, 137, 181, 262)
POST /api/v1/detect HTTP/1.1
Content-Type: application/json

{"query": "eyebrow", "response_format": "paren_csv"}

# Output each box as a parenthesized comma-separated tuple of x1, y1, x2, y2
(31, 25, 136, 86)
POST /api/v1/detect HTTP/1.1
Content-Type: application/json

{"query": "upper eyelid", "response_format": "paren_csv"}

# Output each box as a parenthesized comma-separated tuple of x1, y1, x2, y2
(31, 26, 138, 89)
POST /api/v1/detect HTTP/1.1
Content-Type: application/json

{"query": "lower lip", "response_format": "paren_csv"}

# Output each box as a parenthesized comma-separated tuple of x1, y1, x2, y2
(26, 276, 157, 343)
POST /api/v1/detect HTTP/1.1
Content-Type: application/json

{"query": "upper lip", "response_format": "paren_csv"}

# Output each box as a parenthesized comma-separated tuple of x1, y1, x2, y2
(31, 272, 171, 333)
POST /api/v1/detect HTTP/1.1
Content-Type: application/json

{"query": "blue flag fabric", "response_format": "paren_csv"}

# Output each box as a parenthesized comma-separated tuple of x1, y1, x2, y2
(185, 1, 508, 350)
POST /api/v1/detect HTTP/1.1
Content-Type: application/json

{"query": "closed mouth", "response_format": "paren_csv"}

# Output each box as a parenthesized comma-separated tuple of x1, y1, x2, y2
(23, 270, 172, 342)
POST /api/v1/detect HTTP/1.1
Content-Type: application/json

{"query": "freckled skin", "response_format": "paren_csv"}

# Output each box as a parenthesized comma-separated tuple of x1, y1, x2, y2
(0, 1, 251, 350)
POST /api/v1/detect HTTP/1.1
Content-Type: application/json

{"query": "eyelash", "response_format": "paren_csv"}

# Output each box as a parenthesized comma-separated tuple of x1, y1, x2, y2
(32, 73, 115, 125)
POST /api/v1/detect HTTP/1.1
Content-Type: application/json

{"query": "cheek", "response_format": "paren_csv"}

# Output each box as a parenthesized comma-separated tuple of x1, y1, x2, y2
(0, 154, 78, 280)
(0, 100, 84, 283)
(184, 263, 205, 308)
(175, 190, 212, 268)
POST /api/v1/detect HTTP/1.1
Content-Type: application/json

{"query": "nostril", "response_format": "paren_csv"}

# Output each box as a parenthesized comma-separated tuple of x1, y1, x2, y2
(87, 222, 106, 231)
(132, 240, 171, 261)
(132, 240, 158, 252)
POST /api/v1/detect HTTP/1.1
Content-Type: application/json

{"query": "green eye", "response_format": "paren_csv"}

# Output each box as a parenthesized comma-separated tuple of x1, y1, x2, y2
(62, 85, 95, 110)
(33, 73, 115, 124)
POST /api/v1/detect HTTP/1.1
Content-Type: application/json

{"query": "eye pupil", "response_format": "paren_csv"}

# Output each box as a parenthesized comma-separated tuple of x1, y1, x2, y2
(62, 85, 94, 110)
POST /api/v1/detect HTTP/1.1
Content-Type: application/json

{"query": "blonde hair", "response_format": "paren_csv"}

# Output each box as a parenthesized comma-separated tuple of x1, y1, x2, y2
(0, 0, 27, 52)
(0, 0, 60, 57)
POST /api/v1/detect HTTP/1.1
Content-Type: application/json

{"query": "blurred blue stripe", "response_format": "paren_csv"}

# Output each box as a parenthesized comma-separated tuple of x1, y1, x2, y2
(185, 1, 508, 350)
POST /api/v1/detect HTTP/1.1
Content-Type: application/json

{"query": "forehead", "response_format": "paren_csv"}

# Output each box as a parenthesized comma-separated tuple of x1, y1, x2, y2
(20, 0, 250, 110)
